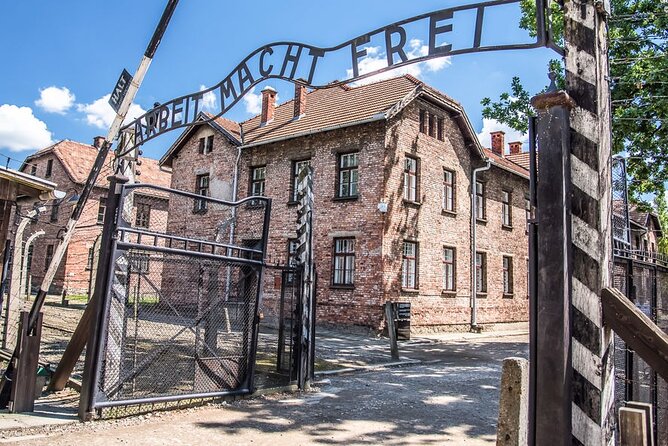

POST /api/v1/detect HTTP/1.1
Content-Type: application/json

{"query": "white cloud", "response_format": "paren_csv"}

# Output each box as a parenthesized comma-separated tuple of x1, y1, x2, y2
(244, 87, 262, 115)
(345, 39, 452, 86)
(77, 95, 146, 129)
(35, 86, 76, 114)
(0, 104, 53, 151)
(199, 85, 217, 112)
(476, 118, 528, 150)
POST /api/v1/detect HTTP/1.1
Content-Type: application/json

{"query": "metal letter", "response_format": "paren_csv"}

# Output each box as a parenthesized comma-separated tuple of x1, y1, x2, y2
(259, 47, 274, 77)
(190, 93, 203, 119)
(351, 35, 371, 78)
(385, 25, 408, 66)
(237, 63, 255, 92)
(279, 44, 303, 79)
(429, 10, 453, 55)
(306, 48, 324, 85)
(474, 7, 484, 48)
(158, 106, 170, 131)
(219, 77, 238, 110)
(171, 98, 184, 127)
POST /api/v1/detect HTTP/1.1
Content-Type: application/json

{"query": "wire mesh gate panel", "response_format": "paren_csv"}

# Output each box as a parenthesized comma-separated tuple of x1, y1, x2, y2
(89, 183, 270, 409)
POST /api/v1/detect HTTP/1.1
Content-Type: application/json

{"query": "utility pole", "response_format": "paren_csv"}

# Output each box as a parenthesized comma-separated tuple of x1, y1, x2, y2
(0, 0, 181, 409)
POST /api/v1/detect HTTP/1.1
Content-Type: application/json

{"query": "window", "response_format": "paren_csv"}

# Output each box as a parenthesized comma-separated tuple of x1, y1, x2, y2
(45, 244, 54, 271)
(86, 247, 95, 270)
(286, 238, 299, 284)
(199, 135, 214, 154)
(419, 109, 426, 133)
(502, 190, 512, 227)
(475, 252, 487, 293)
(428, 113, 436, 137)
(194, 174, 209, 213)
(45, 159, 53, 178)
(250, 166, 266, 197)
(503, 256, 514, 295)
(337, 152, 359, 198)
(97, 197, 107, 224)
(525, 196, 531, 233)
(443, 247, 456, 291)
(135, 202, 151, 228)
(332, 238, 355, 286)
(26, 245, 34, 274)
(131, 254, 150, 273)
(437, 117, 444, 141)
(30, 165, 37, 176)
(443, 169, 455, 212)
(475, 181, 486, 220)
(402, 241, 418, 289)
(50, 201, 60, 222)
(291, 159, 311, 202)
(403, 156, 418, 202)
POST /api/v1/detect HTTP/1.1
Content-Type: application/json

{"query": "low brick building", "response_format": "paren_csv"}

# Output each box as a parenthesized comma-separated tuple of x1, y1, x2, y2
(160, 75, 530, 332)
(20, 138, 171, 296)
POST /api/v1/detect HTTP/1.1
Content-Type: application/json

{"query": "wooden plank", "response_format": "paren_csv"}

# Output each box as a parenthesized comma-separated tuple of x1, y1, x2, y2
(9, 312, 43, 413)
(601, 287, 668, 381)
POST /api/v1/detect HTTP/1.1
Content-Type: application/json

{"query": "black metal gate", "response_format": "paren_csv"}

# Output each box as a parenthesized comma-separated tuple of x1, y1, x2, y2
(85, 183, 271, 411)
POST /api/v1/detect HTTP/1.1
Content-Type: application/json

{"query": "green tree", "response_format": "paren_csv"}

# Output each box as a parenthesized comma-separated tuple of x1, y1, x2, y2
(481, 0, 668, 200)
(655, 194, 668, 254)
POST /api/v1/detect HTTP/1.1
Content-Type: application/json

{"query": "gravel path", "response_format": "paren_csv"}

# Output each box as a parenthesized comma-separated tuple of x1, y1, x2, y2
(3, 335, 528, 445)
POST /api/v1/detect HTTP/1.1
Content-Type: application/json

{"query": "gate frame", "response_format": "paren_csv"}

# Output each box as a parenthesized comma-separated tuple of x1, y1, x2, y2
(79, 176, 272, 420)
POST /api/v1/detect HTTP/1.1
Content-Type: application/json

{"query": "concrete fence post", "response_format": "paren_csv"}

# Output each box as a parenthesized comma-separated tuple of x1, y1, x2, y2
(497, 357, 529, 446)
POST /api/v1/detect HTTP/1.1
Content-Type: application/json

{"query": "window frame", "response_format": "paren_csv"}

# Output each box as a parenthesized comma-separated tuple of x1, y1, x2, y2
(290, 159, 311, 203)
(45, 159, 53, 178)
(419, 109, 426, 133)
(50, 200, 60, 222)
(45, 244, 54, 271)
(502, 189, 512, 227)
(331, 237, 355, 287)
(135, 201, 151, 228)
(97, 197, 107, 224)
(525, 195, 531, 233)
(194, 173, 210, 213)
(199, 135, 214, 154)
(336, 152, 359, 199)
(503, 255, 514, 296)
(443, 169, 456, 213)
(250, 165, 267, 197)
(437, 117, 444, 141)
(402, 240, 419, 290)
(475, 181, 486, 221)
(403, 155, 419, 203)
(443, 246, 456, 292)
(30, 165, 37, 176)
(428, 113, 436, 137)
(475, 251, 487, 294)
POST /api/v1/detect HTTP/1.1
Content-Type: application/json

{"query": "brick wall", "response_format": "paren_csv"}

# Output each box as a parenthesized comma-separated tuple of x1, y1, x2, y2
(164, 97, 529, 332)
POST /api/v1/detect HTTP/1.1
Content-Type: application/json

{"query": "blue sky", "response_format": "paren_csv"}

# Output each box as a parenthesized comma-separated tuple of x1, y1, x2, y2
(0, 0, 559, 167)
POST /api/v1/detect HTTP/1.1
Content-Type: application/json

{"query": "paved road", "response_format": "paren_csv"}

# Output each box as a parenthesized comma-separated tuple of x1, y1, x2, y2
(7, 334, 528, 445)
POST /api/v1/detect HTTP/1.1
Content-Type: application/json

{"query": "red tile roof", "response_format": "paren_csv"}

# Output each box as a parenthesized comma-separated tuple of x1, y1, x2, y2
(483, 148, 529, 178)
(24, 140, 170, 190)
(506, 152, 530, 170)
(240, 76, 423, 146)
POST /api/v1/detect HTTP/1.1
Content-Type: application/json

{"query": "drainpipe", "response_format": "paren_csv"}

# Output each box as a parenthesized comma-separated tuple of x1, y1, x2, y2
(470, 160, 491, 331)
(229, 123, 244, 244)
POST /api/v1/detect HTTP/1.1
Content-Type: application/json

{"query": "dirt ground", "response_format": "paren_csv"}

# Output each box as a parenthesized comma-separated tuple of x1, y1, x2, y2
(2, 334, 528, 445)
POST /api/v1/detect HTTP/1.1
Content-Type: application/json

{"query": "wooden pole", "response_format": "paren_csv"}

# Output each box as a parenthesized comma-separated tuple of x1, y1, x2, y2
(531, 83, 575, 446)
(564, 0, 615, 443)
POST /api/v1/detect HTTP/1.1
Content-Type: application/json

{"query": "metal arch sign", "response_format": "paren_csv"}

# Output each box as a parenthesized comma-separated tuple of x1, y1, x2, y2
(120, 0, 560, 152)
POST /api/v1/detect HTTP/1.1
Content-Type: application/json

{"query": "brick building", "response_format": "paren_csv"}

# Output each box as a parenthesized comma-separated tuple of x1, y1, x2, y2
(160, 75, 531, 331)
(20, 138, 171, 296)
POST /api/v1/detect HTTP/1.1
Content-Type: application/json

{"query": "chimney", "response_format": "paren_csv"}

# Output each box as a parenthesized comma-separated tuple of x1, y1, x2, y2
(509, 141, 523, 155)
(490, 131, 505, 156)
(93, 136, 106, 149)
(261, 86, 277, 125)
(293, 84, 306, 119)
